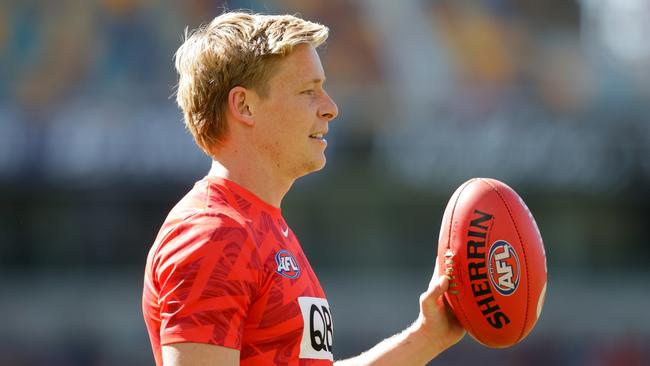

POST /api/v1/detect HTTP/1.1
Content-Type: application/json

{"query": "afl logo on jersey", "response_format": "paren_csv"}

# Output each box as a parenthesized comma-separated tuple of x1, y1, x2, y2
(488, 240, 520, 296)
(276, 249, 301, 279)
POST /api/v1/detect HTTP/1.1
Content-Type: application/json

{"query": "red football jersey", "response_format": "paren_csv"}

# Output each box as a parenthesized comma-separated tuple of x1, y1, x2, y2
(143, 176, 333, 365)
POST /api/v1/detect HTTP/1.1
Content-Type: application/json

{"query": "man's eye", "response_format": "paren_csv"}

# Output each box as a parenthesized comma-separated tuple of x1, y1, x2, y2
(302, 89, 315, 95)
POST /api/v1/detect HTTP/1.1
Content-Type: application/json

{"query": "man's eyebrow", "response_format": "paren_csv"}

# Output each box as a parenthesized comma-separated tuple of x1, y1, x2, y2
(304, 78, 326, 85)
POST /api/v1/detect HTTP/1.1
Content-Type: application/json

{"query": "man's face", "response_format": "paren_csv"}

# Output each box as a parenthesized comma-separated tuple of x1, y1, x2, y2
(250, 44, 338, 179)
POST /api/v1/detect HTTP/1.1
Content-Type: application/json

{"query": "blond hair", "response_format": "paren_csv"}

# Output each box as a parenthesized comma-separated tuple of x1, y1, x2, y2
(174, 12, 329, 155)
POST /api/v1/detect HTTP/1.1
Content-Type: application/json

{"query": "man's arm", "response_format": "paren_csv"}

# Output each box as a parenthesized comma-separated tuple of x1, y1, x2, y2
(160, 266, 463, 366)
(335, 271, 465, 366)
(162, 343, 239, 366)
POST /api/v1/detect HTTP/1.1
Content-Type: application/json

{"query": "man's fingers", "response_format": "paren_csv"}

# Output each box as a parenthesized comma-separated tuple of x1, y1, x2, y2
(429, 257, 443, 290)
(433, 256, 440, 277)
(425, 273, 449, 301)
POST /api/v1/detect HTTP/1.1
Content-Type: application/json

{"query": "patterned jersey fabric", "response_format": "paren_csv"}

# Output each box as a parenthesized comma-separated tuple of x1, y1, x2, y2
(143, 176, 333, 365)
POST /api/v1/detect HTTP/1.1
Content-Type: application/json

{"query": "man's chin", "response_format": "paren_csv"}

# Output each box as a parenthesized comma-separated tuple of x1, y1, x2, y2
(297, 156, 327, 178)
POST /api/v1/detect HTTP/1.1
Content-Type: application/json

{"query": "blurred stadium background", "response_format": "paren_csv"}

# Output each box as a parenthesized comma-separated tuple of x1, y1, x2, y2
(1, 0, 650, 365)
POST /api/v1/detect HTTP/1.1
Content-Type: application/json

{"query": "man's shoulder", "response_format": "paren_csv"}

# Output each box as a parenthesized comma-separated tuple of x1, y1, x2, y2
(149, 205, 255, 276)
(167, 178, 250, 227)
(162, 204, 250, 245)
(150, 180, 255, 261)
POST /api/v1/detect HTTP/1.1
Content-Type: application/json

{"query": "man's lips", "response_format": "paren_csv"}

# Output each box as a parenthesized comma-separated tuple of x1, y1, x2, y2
(309, 130, 328, 140)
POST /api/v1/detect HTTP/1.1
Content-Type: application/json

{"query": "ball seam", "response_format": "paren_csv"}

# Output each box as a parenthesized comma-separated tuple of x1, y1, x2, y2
(445, 178, 482, 344)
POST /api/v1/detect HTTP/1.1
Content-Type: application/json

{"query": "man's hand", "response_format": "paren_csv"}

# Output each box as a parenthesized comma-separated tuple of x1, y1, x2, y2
(415, 261, 466, 352)
(335, 259, 465, 366)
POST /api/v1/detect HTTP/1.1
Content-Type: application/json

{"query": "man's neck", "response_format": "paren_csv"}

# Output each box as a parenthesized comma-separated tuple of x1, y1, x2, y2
(208, 158, 293, 209)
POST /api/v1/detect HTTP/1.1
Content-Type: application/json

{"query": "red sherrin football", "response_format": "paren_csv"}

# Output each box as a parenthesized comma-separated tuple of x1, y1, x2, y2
(437, 178, 547, 348)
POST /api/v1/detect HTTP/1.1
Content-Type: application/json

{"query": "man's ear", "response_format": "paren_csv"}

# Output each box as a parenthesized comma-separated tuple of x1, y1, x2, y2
(227, 86, 255, 126)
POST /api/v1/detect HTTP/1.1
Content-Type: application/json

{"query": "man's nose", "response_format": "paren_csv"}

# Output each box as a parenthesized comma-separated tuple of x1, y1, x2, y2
(319, 91, 338, 121)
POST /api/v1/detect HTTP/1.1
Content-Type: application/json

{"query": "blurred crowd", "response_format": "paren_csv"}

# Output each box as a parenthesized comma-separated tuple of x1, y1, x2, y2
(1, 0, 649, 188)
(1, 1, 649, 365)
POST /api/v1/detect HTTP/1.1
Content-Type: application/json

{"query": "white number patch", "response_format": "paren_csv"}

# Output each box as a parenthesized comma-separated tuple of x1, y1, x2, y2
(298, 297, 334, 361)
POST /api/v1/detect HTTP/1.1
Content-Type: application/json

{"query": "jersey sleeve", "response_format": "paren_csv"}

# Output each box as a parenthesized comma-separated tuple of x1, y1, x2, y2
(154, 213, 262, 350)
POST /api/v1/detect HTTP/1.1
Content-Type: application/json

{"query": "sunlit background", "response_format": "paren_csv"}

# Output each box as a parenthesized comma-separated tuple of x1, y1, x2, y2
(1, 0, 649, 365)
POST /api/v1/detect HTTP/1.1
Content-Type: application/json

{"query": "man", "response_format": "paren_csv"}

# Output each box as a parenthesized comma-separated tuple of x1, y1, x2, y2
(142, 11, 464, 366)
